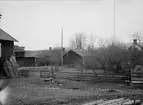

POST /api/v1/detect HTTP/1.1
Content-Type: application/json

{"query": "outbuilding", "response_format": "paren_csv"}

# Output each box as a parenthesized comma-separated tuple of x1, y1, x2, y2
(0, 29, 19, 78)
(63, 49, 97, 68)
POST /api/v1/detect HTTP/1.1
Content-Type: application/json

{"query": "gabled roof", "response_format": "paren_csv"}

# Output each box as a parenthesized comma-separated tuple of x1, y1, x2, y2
(14, 45, 25, 52)
(36, 50, 60, 59)
(63, 49, 96, 57)
(128, 39, 143, 51)
(134, 43, 143, 50)
(0, 29, 18, 42)
(25, 50, 43, 58)
(36, 50, 53, 58)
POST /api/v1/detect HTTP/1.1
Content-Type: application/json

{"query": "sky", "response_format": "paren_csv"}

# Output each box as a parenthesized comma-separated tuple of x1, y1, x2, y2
(0, 0, 143, 50)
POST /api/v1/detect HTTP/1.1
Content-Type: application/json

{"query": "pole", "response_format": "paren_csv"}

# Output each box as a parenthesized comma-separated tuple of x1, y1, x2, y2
(0, 14, 2, 18)
(61, 29, 63, 70)
(0, 14, 2, 28)
(114, 0, 116, 43)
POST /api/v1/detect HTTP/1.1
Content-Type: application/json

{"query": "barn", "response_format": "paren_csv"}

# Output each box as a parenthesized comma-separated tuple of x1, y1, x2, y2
(24, 50, 41, 66)
(35, 48, 62, 66)
(14, 45, 25, 66)
(63, 49, 98, 68)
(0, 29, 19, 78)
(0, 29, 18, 58)
(14, 47, 42, 67)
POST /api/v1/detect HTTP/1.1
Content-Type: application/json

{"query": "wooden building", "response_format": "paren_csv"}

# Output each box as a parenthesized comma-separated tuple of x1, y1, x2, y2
(14, 48, 41, 67)
(0, 28, 19, 78)
(14, 45, 25, 66)
(24, 50, 41, 66)
(0, 29, 18, 59)
(36, 49, 60, 66)
(63, 49, 97, 68)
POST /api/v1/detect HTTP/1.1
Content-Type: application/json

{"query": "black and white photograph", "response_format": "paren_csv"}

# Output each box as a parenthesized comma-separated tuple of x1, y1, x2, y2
(0, 0, 143, 105)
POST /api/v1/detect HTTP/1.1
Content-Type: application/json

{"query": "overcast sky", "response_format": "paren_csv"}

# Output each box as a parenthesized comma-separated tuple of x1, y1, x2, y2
(0, 0, 143, 50)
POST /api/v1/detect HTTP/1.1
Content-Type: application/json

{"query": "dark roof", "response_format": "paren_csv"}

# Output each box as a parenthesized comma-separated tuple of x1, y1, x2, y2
(14, 45, 25, 52)
(35, 50, 61, 63)
(63, 49, 96, 57)
(36, 50, 51, 58)
(0, 29, 18, 42)
(36, 50, 60, 58)
(25, 50, 43, 58)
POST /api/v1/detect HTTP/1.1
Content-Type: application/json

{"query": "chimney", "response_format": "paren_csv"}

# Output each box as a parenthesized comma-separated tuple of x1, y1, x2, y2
(49, 47, 52, 50)
(133, 39, 137, 45)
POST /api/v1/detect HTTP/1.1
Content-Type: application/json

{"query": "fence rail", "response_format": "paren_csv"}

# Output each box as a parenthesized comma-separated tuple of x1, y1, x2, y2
(55, 72, 127, 82)
(82, 98, 141, 105)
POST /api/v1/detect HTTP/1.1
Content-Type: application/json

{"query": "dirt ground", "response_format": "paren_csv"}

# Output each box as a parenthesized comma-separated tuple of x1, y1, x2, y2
(3, 67, 143, 105)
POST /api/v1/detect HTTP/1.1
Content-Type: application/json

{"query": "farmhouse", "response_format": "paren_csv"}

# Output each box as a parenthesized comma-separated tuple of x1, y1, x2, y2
(0, 28, 19, 78)
(128, 39, 143, 65)
(63, 49, 98, 68)
(121, 39, 143, 70)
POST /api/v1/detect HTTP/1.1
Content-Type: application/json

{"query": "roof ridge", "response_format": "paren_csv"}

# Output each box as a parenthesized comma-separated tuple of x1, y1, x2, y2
(0, 28, 18, 42)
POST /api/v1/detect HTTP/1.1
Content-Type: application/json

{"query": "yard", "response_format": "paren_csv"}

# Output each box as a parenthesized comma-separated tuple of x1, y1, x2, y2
(3, 66, 143, 105)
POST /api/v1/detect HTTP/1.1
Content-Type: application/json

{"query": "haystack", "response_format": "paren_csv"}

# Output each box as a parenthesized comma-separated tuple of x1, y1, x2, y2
(3, 55, 20, 78)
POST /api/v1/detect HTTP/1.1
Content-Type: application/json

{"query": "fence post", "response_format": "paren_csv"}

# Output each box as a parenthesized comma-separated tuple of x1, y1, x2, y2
(52, 66, 54, 80)
(105, 64, 108, 77)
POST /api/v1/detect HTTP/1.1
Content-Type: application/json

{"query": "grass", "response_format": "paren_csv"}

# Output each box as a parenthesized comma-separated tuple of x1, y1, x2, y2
(6, 66, 143, 105)
(7, 76, 143, 105)
(8, 81, 93, 104)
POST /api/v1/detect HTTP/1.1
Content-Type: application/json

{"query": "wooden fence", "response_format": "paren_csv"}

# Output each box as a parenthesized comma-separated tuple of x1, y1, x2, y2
(131, 72, 143, 87)
(40, 66, 55, 82)
(131, 65, 143, 87)
(83, 98, 141, 105)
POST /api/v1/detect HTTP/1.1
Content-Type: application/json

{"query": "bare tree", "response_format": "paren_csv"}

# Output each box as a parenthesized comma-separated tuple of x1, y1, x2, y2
(98, 38, 107, 48)
(96, 38, 128, 76)
(69, 33, 87, 49)
(87, 35, 96, 51)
